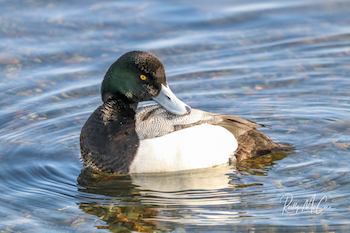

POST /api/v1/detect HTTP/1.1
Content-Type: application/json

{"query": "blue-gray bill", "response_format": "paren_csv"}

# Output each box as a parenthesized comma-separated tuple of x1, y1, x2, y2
(152, 84, 191, 115)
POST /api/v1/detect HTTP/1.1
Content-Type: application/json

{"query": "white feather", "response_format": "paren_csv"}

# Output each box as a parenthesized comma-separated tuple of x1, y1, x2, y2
(129, 124, 237, 173)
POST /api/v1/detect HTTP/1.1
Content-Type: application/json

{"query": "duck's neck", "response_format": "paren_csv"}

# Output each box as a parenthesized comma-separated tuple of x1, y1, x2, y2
(102, 92, 138, 111)
(101, 99, 138, 123)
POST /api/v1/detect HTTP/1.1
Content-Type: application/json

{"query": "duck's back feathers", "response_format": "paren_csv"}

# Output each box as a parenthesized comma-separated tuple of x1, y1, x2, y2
(135, 103, 263, 141)
(135, 103, 294, 162)
(135, 104, 223, 140)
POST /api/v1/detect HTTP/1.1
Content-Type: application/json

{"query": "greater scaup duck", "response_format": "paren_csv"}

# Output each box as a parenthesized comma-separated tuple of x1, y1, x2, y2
(80, 51, 293, 174)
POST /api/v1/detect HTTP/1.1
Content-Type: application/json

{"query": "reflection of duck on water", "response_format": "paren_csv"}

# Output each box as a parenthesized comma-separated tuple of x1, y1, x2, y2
(76, 152, 290, 232)
(77, 164, 239, 232)
(80, 51, 294, 174)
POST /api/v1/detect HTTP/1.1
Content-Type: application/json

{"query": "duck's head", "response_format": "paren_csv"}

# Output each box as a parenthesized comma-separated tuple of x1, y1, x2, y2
(101, 51, 191, 115)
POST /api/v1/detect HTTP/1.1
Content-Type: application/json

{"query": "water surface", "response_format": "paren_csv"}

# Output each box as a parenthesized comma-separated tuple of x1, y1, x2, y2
(1, 0, 350, 232)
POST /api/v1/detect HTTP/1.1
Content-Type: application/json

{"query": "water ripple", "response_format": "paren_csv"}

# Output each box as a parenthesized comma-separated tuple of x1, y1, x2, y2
(1, 0, 350, 231)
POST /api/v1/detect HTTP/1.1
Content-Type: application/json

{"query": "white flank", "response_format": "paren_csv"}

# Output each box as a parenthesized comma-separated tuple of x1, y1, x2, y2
(129, 124, 238, 173)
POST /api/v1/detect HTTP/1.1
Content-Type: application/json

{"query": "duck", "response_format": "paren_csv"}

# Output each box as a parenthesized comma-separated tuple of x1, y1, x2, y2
(80, 51, 293, 174)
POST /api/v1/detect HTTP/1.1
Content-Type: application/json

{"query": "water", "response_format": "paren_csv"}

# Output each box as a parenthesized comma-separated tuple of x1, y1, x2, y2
(1, 0, 350, 232)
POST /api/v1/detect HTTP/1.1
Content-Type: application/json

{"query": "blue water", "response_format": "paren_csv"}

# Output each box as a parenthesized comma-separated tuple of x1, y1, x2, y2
(1, 0, 350, 232)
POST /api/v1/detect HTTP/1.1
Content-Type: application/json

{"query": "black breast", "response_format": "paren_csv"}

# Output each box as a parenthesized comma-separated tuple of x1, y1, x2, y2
(80, 100, 140, 174)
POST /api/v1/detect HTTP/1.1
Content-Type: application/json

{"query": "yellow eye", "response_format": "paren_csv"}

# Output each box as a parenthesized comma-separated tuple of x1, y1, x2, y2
(140, 75, 147, 80)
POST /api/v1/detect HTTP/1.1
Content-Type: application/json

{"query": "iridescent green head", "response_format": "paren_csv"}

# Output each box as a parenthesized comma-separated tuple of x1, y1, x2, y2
(101, 51, 191, 115)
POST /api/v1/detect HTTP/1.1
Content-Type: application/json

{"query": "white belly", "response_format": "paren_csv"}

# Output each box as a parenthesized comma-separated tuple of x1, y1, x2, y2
(129, 124, 237, 173)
